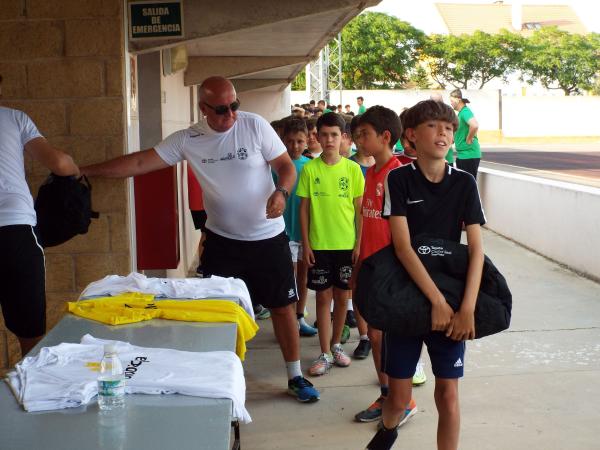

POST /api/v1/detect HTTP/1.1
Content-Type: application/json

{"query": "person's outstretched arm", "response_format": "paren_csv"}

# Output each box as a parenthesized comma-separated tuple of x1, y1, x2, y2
(25, 137, 79, 177)
(81, 148, 169, 178)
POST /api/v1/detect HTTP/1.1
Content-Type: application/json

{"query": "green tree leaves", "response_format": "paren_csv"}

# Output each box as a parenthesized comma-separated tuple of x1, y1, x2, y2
(521, 27, 600, 95)
(291, 13, 600, 95)
(340, 12, 426, 89)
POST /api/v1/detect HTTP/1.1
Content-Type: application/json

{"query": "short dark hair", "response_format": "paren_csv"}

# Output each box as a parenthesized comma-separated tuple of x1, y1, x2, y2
(399, 109, 414, 150)
(283, 118, 308, 138)
(358, 105, 402, 149)
(309, 100, 316, 105)
(317, 100, 326, 106)
(316, 112, 346, 134)
(306, 117, 318, 131)
(357, 96, 364, 101)
(403, 100, 458, 132)
(350, 114, 362, 136)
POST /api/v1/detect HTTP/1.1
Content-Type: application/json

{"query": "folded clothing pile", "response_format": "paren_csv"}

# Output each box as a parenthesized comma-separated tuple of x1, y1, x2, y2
(5, 334, 251, 423)
(80, 272, 254, 319)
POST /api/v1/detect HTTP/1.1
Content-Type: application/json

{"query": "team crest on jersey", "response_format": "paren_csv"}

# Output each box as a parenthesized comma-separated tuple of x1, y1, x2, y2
(339, 177, 349, 191)
(237, 147, 248, 160)
(375, 182, 383, 197)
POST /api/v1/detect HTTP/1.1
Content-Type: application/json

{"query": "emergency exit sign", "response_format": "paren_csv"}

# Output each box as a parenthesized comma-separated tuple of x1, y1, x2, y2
(129, 1, 183, 40)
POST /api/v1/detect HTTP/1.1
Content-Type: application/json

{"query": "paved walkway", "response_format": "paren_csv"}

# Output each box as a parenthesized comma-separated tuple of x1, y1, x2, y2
(240, 229, 600, 450)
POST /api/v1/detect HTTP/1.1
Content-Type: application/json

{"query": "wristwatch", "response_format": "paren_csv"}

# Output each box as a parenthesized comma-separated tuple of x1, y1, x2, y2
(275, 186, 289, 200)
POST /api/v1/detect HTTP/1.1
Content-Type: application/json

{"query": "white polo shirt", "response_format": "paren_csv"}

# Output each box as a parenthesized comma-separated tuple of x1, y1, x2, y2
(155, 111, 286, 241)
(0, 107, 42, 227)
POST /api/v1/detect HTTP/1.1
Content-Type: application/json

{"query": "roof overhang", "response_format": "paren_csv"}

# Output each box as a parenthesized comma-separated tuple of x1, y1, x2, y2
(127, 0, 381, 90)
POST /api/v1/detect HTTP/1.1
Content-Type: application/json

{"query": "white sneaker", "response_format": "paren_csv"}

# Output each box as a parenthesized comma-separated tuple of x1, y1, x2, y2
(412, 360, 427, 386)
(309, 353, 333, 376)
(332, 344, 351, 367)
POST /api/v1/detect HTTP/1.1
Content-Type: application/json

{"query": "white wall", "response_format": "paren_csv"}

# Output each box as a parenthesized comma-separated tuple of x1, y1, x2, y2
(478, 168, 600, 280)
(291, 89, 600, 137)
(502, 96, 600, 137)
(239, 86, 291, 122)
(160, 68, 198, 277)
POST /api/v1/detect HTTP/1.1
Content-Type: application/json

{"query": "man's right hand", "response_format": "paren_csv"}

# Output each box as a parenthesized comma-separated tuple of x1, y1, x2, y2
(431, 297, 454, 332)
(303, 246, 315, 268)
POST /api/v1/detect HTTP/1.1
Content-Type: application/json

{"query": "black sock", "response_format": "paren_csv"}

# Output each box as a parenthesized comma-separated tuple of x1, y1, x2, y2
(380, 385, 389, 398)
(296, 313, 304, 320)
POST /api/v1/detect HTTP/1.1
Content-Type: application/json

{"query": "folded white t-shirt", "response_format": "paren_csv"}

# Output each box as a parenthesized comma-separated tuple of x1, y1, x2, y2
(6, 334, 250, 423)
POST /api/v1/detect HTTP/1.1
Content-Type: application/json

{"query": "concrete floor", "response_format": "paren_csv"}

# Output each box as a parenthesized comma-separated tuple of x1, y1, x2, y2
(239, 229, 600, 450)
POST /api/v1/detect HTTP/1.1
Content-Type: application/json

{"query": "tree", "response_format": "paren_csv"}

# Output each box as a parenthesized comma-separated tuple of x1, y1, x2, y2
(340, 12, 425, 89)
(424, 30, 525, 89)
(291, 69, 305, 91)
(521, 28, 600, 95)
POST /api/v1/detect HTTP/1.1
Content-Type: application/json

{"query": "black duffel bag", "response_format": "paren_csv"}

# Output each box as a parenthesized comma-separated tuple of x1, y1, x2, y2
(34, 174, 99, 247)
(355, 235, 512, 339)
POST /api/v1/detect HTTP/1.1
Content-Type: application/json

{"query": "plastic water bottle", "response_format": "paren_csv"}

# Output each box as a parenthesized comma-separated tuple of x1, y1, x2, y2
(97, 343, 125, 410)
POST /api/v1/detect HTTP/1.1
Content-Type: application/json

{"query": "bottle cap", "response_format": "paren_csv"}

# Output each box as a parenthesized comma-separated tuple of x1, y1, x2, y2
(104, 343, 117, 354)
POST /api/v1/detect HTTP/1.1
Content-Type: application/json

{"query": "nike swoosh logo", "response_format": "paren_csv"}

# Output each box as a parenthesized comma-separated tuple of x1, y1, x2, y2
(407, 199, 424, 204)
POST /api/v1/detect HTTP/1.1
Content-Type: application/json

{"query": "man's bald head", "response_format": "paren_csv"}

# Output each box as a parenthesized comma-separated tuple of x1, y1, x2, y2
(198, 76, 239, 132)
(199, 76, 236, 103)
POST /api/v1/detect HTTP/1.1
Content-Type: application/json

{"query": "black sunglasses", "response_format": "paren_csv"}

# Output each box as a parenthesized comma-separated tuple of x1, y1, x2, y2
(203, 99, 241, 115)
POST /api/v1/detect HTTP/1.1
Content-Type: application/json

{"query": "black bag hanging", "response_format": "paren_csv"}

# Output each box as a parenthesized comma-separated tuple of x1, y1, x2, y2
(34, 174, 100, 247)
(355, 235, 512, 339)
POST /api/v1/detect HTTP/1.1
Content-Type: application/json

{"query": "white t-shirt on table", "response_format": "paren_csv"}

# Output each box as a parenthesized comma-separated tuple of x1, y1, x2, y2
(155, 111, 286, 241)
(0, 107, 43, 227)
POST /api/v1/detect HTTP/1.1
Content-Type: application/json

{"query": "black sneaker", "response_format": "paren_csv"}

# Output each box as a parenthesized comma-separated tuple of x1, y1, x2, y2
(345, 310, 357, 328)
(353, 339, 372, 359)
(365, 426, 398, 450)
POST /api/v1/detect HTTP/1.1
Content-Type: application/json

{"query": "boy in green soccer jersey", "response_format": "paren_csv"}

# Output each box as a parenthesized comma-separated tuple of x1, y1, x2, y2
(297, 112, 365, 376)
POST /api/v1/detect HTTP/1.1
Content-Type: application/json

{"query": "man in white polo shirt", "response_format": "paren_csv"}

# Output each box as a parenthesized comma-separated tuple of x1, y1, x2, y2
(0, 99, 79, 356)
(81, 76, 320, 403)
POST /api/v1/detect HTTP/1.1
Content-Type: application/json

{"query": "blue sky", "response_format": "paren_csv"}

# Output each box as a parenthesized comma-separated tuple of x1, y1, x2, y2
(368, 0, 600, 34)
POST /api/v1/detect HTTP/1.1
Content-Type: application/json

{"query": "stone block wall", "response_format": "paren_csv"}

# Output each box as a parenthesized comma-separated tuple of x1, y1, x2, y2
(0, 0, 129, 367)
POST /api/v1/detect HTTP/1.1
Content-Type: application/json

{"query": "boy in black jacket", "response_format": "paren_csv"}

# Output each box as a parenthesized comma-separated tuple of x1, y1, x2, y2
(365, 100, 486, 450)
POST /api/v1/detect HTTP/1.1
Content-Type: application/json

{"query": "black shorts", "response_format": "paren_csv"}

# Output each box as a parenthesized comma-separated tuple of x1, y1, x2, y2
(190, 210, 207, 232)
(456, 158, 480, 180)
(0, 225, 46, 338)
(200, 229, 298, 309)
(307, 250, 353, 291)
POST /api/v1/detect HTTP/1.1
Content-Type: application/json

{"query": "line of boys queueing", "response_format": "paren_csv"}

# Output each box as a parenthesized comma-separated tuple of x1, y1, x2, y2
(272, 100, 486, 450)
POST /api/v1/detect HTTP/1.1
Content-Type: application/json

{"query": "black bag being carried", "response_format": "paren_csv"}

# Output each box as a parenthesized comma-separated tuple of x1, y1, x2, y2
(355, 235, 512, 339)
(34, 174, 99, 248)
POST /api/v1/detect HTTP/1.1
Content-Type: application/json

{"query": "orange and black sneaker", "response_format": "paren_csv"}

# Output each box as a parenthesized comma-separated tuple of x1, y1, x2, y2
(355, 395, 385, 422)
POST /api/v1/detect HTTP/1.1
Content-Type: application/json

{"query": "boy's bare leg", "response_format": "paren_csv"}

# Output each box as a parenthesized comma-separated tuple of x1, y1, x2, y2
(434, 378, 460, 450)
(382, 377, 413, 429)
(295, 259, 309, 316)
(269, 303, 300, 361)
(331, 287, 349, 345)
(316, 288, 333, 353)
(368, 327, 388, 387)
(353, 302, 369, 337)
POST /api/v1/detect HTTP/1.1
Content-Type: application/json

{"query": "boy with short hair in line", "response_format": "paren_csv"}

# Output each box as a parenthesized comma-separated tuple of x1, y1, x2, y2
(349, 116, 375, 176)
(302, 118, 322, 159)
(297, 112, 365, 376)
(365, 100, 486, 450)
(280, 118, 318, 337)
(351, 106, 419, 425)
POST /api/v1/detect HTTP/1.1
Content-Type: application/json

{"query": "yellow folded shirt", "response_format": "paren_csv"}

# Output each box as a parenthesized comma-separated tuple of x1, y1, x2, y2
(68, 293, 258, 360)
